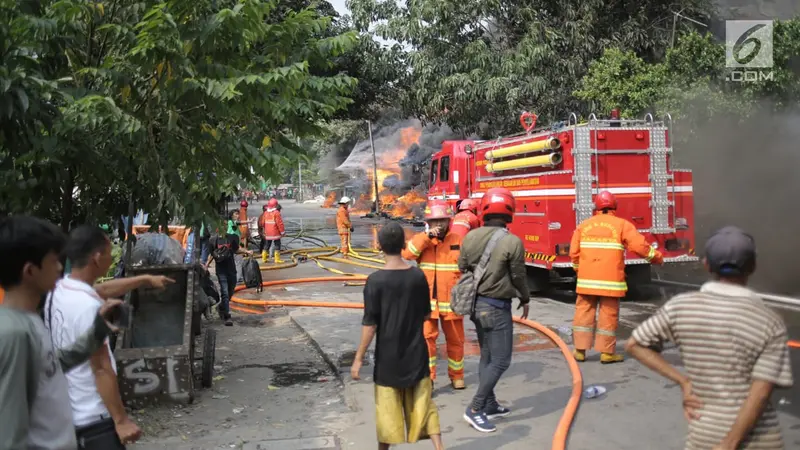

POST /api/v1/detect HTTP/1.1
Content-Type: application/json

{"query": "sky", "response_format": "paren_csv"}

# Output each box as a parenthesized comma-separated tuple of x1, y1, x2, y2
(328, 0, 349, 16)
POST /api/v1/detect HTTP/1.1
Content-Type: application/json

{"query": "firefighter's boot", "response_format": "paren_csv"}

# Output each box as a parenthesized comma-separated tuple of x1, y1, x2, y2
(261, 250, 268, 263)
(573, 349, 586, 362)
(452, 379, 466, 390)
(600, 353, 624, 364)
(274, 251, 283, 264)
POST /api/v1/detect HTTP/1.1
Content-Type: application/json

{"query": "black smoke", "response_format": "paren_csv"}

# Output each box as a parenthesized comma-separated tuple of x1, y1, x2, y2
(334, 119, 461, 195)
(657, 102, 800, 295)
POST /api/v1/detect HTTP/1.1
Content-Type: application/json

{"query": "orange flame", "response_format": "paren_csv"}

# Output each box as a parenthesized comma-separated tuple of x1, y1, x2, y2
(322, 191, 337, 208)
(333, 126, 427, 219)
(367, 127, 422, 201)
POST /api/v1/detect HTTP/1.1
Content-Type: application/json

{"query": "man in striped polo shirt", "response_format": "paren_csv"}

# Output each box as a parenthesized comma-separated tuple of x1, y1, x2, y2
(626, 226, 793, 449)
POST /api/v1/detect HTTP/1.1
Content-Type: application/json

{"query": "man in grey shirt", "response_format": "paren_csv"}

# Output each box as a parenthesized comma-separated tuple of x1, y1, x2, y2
(0, 216, 121, 450)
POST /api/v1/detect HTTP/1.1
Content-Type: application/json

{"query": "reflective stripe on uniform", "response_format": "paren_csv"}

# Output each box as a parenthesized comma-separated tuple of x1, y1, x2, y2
(430, 300, 453, 314)
(429, 356, 437, 367)
(262, 235, 282, 239)
(572, 263, 579, 270)
(448, 358, 464, 371)
(596, 328, 616, 337)
(575, 278, 628, 291)
(407, 242, 422, 257)
(452, 220, 471, 228)
(573, 325, 595, 333)
(579, 241, 625, 250)
(418, 262, 460, 272)
(645, 246, 656, 262)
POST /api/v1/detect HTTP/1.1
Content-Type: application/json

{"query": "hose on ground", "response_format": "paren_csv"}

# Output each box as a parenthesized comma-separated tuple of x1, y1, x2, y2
(229, 277, 582, 450)
(234, 231, 800, 450)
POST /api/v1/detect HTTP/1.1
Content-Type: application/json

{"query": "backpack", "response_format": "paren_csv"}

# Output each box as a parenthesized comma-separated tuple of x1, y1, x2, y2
(451, 228, 508, 316)
(242, 257, 263, 292)
(211, 235, 234, 263)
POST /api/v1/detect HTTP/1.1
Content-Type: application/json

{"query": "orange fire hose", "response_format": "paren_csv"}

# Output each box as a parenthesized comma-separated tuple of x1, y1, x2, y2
(230, 276, 582, 450)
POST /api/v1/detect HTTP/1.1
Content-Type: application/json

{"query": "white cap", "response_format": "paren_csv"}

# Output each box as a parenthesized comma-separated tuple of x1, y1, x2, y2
(338, 196, 351, 204)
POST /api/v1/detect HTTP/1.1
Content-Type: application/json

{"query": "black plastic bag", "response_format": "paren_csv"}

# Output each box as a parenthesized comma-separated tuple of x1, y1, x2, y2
(242, 257, 263, 292)
(201, 270, 220, 304)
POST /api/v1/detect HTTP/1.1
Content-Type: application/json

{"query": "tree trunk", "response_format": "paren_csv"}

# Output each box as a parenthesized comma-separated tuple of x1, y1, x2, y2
(60, 168, 75, 231)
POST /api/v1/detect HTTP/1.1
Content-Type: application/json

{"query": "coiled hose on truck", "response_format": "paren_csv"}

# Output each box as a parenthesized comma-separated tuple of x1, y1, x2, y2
(230, 233, 582, 450)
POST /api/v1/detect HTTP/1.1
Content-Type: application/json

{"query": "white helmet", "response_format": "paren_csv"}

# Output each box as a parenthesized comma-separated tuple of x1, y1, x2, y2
(338, 196, 351, 204)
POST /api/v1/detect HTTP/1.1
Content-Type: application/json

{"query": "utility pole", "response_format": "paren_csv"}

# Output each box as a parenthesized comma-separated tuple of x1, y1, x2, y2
(296, 136, 302, 202)
(367, 120, 380, 213)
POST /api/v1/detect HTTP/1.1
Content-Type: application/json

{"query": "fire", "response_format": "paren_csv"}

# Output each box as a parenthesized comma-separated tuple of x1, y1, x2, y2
(329, 125, 427, 220)
(367, 127, 422, 201)
(322, 191, 337, 208)
(350, 193, 374, 215)
(386, 190, 426, 219)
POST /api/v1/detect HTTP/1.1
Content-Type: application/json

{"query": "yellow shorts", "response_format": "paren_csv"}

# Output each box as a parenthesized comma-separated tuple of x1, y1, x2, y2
(374, 377, 441, 445)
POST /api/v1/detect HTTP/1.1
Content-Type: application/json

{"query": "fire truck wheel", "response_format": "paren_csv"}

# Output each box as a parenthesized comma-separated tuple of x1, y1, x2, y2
(624, 265, 652, 285)
(525, 267, 551, 293)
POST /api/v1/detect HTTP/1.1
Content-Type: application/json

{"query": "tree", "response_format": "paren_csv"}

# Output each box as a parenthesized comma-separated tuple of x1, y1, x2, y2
(1, 0, 359, 228)
(347, 0, 713, 137)
(575, 19, 800, 136)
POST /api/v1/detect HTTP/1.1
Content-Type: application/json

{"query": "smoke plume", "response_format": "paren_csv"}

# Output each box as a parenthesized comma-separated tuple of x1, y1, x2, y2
(672, 103, 800, 295)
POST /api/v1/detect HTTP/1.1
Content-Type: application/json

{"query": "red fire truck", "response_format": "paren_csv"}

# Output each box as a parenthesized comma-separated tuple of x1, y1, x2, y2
(427, 111, 698, 291)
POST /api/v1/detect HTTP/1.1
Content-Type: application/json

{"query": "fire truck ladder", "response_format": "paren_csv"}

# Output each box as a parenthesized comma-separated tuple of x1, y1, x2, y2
(646, 114, 675, 234)
(571, 113, 596, 225)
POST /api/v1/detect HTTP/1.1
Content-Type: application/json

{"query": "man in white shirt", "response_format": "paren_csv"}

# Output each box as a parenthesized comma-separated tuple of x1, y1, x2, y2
(47, 225, 173, 449)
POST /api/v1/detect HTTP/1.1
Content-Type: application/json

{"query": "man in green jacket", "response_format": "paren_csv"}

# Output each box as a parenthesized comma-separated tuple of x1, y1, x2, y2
(457, 188, 529, 433)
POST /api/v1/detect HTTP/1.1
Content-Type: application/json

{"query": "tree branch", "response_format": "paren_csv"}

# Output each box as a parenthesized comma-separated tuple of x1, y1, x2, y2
(96, 0, 121, 67)
(133, 63, 167, 114)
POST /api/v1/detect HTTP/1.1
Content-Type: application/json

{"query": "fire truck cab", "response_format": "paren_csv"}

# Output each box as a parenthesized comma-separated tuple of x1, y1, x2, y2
(428, 112, 698, 292)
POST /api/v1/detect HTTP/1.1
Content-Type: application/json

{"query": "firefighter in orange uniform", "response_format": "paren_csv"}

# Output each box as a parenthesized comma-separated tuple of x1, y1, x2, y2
(451, 198, 481, 238)
(260, 198, 285, 263)
(569, 190, 664, 363)
(402, 200, 466, 389)
(336, 196, 352, 256)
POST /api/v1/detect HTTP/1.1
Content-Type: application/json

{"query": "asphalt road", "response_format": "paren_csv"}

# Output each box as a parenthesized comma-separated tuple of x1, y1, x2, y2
(238, 199, 800, 422)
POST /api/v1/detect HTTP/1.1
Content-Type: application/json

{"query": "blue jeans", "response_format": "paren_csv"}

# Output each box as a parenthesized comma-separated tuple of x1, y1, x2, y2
(199, 237, 210, 263)
(215, 264, 237, 318)
(469, 298, 514, 412)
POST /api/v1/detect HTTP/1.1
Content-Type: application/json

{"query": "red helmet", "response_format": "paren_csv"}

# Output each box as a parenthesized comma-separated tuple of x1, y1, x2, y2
(479, 188, 515, 218)
(268, 198, 278, 208)
(424, 200, 454, 220)
(240, 200, 249, 208)
(458, 198, 479, 213)
(594, 191, 617, 210)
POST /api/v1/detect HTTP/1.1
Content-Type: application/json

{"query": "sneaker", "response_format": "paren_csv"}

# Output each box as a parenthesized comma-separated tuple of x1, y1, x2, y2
(463, 407, 496, 433)
(224, 318, 233, 326)
(485, 404, 511, 419)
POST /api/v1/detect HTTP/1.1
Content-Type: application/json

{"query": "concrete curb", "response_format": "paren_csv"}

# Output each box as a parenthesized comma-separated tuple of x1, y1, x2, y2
(287, 311, 363, 413)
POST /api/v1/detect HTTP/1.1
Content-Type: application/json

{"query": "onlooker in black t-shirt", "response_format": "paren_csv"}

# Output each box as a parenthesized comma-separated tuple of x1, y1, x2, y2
(204, 233, 251, 326)
(351, 222, 443, 450)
